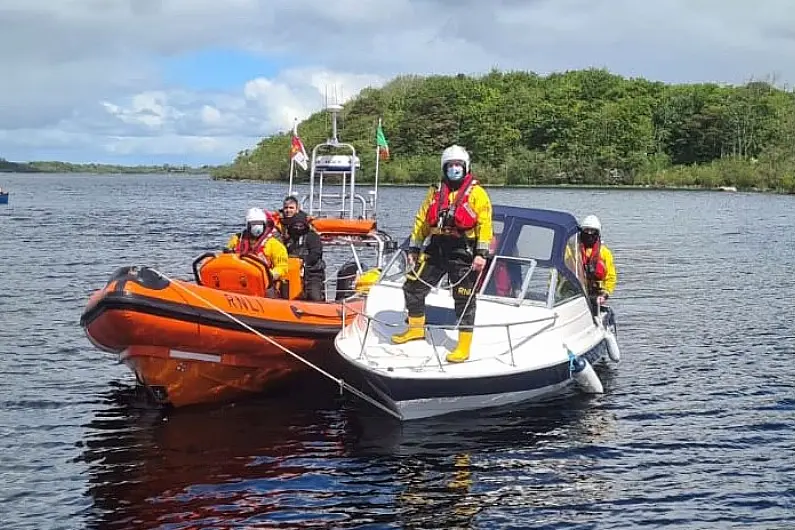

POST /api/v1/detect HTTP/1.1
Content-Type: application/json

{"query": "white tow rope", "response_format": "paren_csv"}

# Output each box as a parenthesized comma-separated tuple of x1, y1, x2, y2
(154, 269, 402, 420)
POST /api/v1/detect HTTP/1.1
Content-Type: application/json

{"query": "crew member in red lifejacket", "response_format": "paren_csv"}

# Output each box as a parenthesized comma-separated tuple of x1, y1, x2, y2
(391, 145, 493, 363)
(225, 207, 289, 283)
(579, 214, 616, 313)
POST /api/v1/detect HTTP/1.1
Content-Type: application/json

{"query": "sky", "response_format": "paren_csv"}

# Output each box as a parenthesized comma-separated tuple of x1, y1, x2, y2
(3, 0, 795, 166)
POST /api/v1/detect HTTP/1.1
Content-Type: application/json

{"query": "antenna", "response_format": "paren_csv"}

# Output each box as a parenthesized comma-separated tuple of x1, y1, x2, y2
(324, 85, 330, 133)
(327, 102, 342, 145)
(339, 84, 345, 134)
(323, 83, 343, 145)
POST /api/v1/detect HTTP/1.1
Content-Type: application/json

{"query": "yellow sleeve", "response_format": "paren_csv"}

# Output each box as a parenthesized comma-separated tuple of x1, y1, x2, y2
(265, 238, 289, 280)
(563, 243, 576, 271)
(226, 233, 240, 250)
(409, 186, 436, 248)
(600, 245, 617, 295)
(469, 185, 493, 254)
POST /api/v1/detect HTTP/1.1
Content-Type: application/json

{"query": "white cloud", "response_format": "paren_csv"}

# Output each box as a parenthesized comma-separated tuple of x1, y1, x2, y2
(2, 0, 795, 164)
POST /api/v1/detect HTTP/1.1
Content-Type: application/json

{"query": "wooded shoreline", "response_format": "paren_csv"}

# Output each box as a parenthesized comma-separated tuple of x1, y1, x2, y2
(212, 68, 795, 194)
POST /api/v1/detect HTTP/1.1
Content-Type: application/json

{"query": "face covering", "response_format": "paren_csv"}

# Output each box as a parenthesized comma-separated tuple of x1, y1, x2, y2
(445, 164, 464, 181)
(249, 223, 265, 237)
(288, 222, 308, 238)
(581, 231, 598, 247)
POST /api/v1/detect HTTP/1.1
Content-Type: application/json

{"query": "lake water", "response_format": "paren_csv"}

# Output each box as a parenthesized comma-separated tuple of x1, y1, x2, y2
(0, 173, 793, 529)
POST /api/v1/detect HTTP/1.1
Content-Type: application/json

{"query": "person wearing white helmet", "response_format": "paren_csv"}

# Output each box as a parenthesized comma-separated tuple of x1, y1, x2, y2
(225, 207, 289, 285)
(391, 144, 493, 363)
(579, 214, 616, 312)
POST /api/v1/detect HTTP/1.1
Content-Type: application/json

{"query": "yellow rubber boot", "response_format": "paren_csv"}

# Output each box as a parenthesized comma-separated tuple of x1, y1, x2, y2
(391, 316, 426, 344)
(446, 330, 473, 363)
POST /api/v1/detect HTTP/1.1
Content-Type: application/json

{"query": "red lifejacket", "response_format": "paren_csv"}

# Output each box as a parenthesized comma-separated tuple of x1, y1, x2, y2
(236, 229, 275, 263)
(581, 241, 607, 281)
(425, 174, 478, 232)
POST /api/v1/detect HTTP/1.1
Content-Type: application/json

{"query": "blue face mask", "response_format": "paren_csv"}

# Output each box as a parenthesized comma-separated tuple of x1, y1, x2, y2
(249, 223, 265, 237)
(445, 164, 464, 181)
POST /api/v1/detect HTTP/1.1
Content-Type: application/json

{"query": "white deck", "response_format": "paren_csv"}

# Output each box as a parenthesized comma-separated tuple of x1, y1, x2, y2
(335, 281, 605, 380)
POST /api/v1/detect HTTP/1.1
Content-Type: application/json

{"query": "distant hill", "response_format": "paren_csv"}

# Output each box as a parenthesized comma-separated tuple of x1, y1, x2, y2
(212, 68, 795, 193)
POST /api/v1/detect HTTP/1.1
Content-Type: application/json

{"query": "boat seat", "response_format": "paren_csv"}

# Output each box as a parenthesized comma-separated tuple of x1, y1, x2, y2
(197, 253, 272, 297)
(284, 256, 303, 300)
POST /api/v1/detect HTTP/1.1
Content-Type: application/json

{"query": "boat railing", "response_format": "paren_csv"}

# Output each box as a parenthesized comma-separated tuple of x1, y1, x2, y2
(289, 103, 379, 222)
(317, 229, 397, 300)
(299, 188, 370, 220)
(378, 248, 554, 306)
(340, 296, 557, 370)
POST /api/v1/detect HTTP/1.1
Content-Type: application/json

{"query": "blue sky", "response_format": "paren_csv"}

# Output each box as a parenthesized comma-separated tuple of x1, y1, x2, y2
(2, 0, 795, 166)
(160, 49, 290, 92)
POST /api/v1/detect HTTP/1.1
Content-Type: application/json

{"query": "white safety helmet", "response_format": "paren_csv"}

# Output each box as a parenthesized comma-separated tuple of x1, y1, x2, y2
(580, 214, 602, 233)
(440, 144, 470, 174)
(245, 207, 268, 224)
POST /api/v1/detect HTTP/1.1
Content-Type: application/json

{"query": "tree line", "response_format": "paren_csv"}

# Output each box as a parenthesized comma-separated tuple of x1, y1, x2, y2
(213, 68, 795, 193)
(0, 158, 214, 174)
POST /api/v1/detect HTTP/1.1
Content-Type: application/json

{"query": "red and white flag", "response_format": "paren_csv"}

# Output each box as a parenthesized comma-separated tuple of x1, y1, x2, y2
(289, 120, 308, 170)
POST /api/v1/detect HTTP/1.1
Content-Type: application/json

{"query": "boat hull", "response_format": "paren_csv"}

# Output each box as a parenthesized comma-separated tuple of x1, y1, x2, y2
(120, 347, 300, 407)
(81, 266, 360, 407)
(0, 192, 8, 205)
(343, 338, 610, 420)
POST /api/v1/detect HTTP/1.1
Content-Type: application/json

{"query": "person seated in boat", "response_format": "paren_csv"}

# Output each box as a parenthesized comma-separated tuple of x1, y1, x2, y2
(277, 195, 301, 237)
(225, 207, 289, 291)
(391, 144, 493, 363)
(282, 210, 326, 301)
(579, 214, 616, 314)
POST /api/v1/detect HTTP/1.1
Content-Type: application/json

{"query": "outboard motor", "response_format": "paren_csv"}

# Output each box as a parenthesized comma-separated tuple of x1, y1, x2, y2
(335, 261, 360, 301)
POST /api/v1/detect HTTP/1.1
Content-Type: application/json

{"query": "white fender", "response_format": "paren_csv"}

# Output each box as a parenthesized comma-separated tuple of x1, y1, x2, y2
(605, 330, 621, 362)
(571, 356, 604, 394)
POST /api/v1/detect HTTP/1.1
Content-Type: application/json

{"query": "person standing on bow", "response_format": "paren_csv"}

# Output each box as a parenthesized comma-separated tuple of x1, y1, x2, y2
(226, 207, 289, 287)
(282, 210, 326, 301)
(391, 144, 493, 363)
(579, 214, 616, 313)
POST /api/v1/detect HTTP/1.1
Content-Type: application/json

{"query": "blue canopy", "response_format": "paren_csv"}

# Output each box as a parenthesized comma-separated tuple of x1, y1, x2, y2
(492, 205, 579, 263)
(492, 205, 579, 235)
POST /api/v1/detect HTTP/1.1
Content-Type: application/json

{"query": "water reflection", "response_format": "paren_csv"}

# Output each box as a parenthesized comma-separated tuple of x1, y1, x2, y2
(81, 368, 618, 529)
(346, 383, 618, 528)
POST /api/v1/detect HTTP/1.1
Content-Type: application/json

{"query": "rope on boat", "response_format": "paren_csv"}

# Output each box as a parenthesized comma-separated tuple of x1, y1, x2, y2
(455, 268, 484, 329)
(408, 255, 475, 290)
(405, 251, 485, 330)
(153, 269, 402, 420)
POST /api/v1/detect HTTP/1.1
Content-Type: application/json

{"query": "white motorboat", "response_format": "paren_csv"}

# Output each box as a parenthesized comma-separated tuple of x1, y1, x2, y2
(334, 205, 621, 420)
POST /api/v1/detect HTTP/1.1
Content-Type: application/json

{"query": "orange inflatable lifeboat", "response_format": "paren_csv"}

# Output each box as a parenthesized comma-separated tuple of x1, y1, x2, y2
(82, 106, 401, 409)
(80, 250, 383, 408)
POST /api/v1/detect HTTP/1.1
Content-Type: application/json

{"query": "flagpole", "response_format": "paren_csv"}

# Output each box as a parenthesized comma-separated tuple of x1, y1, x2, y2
(373, 118, 381, 218)
(288, 118, 297, 197)
(288, 158, 295, 197)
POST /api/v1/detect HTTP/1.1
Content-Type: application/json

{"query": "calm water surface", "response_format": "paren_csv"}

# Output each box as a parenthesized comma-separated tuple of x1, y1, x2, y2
(0, 173, 793, 529)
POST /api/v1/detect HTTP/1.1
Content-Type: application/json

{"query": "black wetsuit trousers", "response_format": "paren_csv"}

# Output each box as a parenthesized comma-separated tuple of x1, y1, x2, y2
(403, 237, 478, 328)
